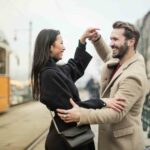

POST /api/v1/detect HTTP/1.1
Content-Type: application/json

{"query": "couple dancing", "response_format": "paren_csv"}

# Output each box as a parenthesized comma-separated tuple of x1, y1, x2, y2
(31, 21, 147, 150)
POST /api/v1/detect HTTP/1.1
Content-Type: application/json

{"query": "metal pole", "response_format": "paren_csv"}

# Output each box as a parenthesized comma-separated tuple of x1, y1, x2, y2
(28, 21, 32, 80)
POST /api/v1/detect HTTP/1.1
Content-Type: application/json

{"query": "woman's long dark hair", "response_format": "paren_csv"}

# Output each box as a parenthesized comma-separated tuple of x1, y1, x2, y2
(31, 29, 60, 100)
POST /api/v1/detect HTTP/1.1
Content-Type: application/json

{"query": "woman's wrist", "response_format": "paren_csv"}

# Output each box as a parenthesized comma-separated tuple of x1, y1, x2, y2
(80, 35, 87, 44)
(101, 98, 108, 107)
(78, 40, 86, 50)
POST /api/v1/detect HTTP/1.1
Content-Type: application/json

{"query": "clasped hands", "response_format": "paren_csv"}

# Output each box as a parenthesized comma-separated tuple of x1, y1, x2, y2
(80, 27, 100, 44)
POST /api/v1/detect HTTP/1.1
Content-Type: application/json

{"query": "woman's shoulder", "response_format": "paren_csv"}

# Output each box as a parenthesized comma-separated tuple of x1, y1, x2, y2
(41, 67, 58, 77)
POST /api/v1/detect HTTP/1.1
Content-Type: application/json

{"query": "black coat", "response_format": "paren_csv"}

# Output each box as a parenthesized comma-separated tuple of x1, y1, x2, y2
(40, 41, 106, 150)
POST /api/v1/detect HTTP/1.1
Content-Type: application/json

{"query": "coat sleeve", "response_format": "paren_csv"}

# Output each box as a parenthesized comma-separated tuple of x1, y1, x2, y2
(92, 37, 112, 62)
(40, 69, 106, 111)
(78, 76, 144, 125)
(40, 70, 73, 111)
(61, 41, 92, 82)
(77, 99, 106, 109)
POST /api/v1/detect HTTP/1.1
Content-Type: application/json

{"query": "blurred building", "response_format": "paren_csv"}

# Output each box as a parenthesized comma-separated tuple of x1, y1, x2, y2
(0, 30, 9, 45)
(0, 29, 32, 106)
(136, 11, 150, 79)
(136, 11, 150, 139)
(0, 30, 10, 75)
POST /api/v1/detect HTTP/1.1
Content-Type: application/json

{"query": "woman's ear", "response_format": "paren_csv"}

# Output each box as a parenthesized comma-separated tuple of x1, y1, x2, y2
(50, 45, 53, 53)
(49, 46, 53, 57)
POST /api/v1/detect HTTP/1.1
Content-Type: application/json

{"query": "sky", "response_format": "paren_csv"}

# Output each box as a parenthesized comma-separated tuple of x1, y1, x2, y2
(0, 0, 150, 86)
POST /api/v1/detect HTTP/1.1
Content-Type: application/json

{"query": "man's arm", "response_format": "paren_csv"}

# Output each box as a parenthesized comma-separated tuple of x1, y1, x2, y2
(78, 76, 143, 125)
(92, 35, 112, 62)
(57, 76, 143, 124)
(57, 97, 125, 123)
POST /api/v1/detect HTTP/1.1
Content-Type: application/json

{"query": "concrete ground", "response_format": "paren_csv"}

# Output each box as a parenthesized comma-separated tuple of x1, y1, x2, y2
(0, 101, 50, 150)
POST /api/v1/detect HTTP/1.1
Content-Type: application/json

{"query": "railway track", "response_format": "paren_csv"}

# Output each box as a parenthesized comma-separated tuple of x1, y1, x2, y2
(25, 128, 49, 150)
(0, 101, 51, 150)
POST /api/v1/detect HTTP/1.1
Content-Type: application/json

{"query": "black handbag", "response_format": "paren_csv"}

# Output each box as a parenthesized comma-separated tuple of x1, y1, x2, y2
(50, 111, 94, 148)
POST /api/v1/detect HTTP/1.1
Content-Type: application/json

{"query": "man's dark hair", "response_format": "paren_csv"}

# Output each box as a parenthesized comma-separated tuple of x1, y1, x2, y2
(113, 21, 140, 49)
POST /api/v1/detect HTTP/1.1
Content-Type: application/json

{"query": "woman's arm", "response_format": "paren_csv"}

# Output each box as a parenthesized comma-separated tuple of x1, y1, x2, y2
(40, 69, 72, 111)
(77, 99, 106, 109)
(61, 28, 99, 82)
(75, 97, 125, 111)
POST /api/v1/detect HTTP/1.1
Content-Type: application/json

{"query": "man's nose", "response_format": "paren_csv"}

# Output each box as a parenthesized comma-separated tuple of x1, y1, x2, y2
(110, 41, 114, 47)
(63, 46, 66, 51)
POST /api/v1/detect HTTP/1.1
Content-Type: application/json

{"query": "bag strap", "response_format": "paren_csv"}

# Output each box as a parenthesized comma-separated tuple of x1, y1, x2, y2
(50, 110, 61, 134)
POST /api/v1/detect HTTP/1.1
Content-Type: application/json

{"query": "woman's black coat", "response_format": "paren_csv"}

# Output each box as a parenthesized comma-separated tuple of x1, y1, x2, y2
(40, 41, 106, 150)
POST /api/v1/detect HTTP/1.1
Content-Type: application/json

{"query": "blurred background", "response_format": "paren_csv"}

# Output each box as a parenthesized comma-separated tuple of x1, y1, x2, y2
(0, 0, 150, 149)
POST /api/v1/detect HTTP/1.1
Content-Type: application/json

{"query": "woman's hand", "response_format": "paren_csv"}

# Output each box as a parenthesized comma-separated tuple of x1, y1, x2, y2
(80, 28, 100, 44)
(104, 98, 126, 112)
(57, 99, 80, 123)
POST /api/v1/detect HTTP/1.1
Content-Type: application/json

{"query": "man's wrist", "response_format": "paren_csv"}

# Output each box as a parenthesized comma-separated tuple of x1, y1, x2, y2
(93, 35, 101, 42)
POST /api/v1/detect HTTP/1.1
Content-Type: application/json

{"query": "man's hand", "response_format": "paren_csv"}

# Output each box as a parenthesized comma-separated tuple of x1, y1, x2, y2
(104, 98, 126, 112)
(57, 99, 80, 123)
(89, 32, 101, 42)
(80, 28, 100, 44)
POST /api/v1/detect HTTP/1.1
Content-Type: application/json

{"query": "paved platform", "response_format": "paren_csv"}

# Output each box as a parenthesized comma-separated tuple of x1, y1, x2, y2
(0, 101, 50, 150)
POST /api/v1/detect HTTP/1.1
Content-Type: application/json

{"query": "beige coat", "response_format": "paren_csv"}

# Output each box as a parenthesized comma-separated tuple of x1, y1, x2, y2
(79, 38, 148, 150)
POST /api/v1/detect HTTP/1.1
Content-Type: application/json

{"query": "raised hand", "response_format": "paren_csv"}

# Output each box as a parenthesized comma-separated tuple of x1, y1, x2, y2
(80, 28, 100, 44)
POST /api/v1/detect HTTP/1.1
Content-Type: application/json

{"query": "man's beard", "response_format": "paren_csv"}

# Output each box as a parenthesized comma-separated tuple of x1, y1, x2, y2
(112, 41, 129, 59)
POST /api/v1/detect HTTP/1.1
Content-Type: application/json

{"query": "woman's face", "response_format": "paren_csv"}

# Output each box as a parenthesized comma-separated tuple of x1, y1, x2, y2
(50, 34, 65, 60)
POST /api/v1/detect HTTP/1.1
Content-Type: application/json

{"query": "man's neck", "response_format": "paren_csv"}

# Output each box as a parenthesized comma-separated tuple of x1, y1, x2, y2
(119, 48, 136, 65)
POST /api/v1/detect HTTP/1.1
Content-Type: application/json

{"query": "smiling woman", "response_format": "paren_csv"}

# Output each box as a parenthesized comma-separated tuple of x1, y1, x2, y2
(31, 28, 100, 150)
(50, 34, 65, 60)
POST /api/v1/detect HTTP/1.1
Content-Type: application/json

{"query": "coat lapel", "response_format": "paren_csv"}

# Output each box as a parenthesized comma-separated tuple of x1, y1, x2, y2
(101, 53, 139, 97)
(100, 59, 119, 95)
(101, 64, 123, 97)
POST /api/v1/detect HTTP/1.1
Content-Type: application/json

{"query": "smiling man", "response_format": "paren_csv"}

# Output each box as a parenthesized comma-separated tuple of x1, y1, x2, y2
(57, 21, 148, 150)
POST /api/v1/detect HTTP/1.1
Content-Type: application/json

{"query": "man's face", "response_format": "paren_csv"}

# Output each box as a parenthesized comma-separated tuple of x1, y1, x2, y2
(110, 28, 129, 59)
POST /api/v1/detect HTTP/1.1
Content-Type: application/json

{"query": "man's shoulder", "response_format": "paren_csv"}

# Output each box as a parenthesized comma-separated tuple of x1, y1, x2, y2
(136, 51, 145, 59)
(121, 60, 147, 86)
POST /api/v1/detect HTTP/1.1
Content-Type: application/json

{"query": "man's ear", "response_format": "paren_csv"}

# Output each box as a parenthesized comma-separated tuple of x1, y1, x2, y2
(128, 38, 135, 47)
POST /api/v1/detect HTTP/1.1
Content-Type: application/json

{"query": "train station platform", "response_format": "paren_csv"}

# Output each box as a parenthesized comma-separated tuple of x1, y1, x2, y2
(0, 101, 50, 150)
